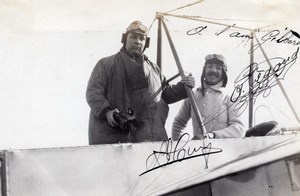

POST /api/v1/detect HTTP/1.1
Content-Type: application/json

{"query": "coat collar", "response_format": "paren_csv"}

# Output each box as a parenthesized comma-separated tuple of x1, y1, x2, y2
(197, 81, 224, 93)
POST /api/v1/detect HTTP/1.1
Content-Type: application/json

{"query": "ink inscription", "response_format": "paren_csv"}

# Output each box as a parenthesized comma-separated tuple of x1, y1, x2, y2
(230, 47, 299, 116)
(140, 133, 222, 176)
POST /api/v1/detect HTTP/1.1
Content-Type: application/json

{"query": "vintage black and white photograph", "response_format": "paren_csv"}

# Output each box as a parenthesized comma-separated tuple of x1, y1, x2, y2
(0, 0, 300, 195)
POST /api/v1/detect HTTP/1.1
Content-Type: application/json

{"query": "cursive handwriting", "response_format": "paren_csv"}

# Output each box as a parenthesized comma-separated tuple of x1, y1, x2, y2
(230, 47, 299, 116)
(187, 23, 253, 42)
(250, 28, 300, 53)
(291, 29, 300, 39)
(216, 23, 254, 41)
(186, 25, 300, 51)
(186, 25, 208, 35)
(140, 133, 222, 176)
(215, 24, 236, 36)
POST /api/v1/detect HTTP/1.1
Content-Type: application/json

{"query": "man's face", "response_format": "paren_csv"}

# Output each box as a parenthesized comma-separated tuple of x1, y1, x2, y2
(204, 63, 224, 85)
(125, 32, 146, 57)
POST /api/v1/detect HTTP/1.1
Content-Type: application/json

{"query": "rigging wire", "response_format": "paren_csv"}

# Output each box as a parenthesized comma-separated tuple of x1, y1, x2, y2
(161, 0, 280, 32)
(147, 17, 157, 34)
(161, 12, 252, 31)
(254, 34, 300, 124)
(165, 0, 204, 14)
(176, 15, 281, 24)
(276, 108, 292, 121)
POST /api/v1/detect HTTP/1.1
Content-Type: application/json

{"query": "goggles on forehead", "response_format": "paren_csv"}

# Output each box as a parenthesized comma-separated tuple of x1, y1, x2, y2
(205, 54, 225, 62)
(126, 21, 148, 35)
(121, 21, 150, 49)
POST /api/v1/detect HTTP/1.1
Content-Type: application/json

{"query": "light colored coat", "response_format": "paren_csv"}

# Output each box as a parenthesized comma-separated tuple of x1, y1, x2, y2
(172, 84, 245, 140)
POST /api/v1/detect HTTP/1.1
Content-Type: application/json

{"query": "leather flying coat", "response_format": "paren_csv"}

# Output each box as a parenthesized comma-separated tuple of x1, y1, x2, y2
(86, 48, 187, 144)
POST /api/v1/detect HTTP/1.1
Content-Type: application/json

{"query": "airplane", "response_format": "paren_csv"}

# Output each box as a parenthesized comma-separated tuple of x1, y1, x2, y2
(1, 3, 300, 196)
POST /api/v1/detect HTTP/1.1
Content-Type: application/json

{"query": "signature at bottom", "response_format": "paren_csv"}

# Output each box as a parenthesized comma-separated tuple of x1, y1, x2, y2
(140, 133, 223, 176)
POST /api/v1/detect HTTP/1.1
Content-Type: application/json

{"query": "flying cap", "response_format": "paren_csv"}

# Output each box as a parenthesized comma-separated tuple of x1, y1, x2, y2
(125, 20, 148, 35)
(200, 54, 228, 93)
(204, 54, 227, 71)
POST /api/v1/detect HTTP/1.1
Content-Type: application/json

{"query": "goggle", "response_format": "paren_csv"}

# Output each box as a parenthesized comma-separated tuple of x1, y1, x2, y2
(205, 54, 225, 62)
(126, 21, 148, 35)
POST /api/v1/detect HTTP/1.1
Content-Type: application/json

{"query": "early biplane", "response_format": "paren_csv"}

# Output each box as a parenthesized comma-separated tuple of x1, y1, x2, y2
(1, 1, 299, 196)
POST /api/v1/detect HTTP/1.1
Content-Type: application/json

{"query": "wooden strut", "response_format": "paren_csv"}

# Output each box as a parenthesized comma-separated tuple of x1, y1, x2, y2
(0, 152, 7, 196)
(157, 6, 300, 128)
(249, 31, 255, 128)
(160, 17, 208, 136)
(157, 11, 300, 127)
(254, 35, 300, 124)
(156, 16, 162, 69)
(157, 11, 255, 128)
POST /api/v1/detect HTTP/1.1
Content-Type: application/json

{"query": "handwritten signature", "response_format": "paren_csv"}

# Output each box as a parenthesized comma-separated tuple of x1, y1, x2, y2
(250, 28, 300, 53)
(186, 25, 300, 52)
(230, 47, 299, 116)
(140, 133, 222, 176)
(186, 24, 299, 118)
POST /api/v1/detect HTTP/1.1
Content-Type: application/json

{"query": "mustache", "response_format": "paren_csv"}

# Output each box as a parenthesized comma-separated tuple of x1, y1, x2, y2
(207, 72, 219, 77)
(132, 45, 143, 50)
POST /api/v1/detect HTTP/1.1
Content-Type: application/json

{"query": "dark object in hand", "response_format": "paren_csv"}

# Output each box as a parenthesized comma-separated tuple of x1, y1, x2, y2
(113, 109, 137, 132)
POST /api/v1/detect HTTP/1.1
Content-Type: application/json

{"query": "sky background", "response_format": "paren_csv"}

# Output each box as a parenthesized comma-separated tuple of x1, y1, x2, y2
(0, 0, 299, 150)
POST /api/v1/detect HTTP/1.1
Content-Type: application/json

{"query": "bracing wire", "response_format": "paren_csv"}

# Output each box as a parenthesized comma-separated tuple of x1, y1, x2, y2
(165, 0, 204, 14)
(178, 15, 280, 24)
(161, 0, 279, 31)
(276, 108, 292, 121)
(147, 17, 157, 34)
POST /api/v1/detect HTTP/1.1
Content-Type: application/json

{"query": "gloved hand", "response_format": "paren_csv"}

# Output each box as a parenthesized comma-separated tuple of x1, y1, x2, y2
(180, 73, 195, 88)
(106, 108, 119, 127)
